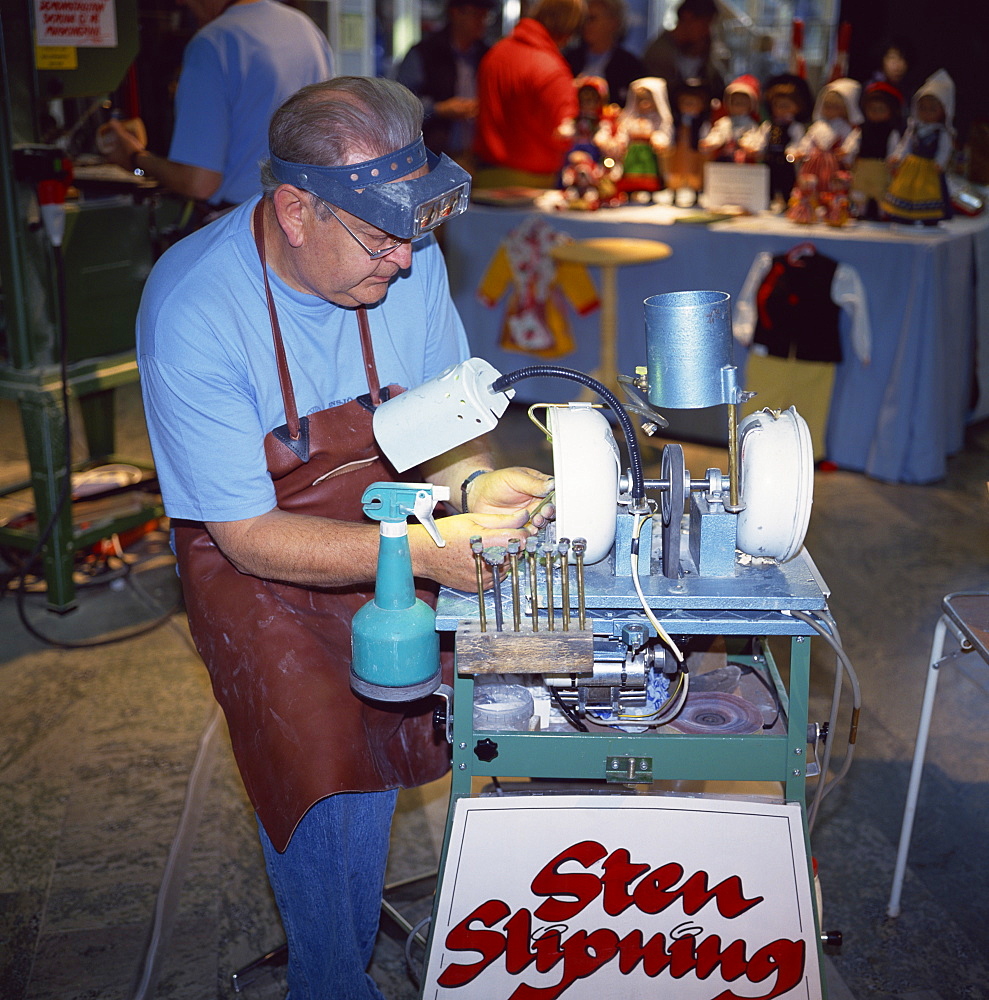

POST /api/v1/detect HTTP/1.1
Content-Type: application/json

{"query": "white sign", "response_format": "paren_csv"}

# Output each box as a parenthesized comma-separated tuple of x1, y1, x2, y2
(424, 795, 821, 1000)
(703, 162, 770, 214)
(35, 0, 117, 47)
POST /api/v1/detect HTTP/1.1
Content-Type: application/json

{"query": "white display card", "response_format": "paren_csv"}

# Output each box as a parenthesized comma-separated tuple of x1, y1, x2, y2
(423, 794, 822, 1000)
(703, 162, 770, 214)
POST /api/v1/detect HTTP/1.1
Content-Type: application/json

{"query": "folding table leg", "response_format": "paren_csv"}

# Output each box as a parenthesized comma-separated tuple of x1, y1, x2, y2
(887, 615, 949, 918)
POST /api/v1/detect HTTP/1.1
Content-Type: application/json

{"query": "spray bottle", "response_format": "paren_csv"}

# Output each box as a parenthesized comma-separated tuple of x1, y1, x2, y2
(350, 482, 450, 702)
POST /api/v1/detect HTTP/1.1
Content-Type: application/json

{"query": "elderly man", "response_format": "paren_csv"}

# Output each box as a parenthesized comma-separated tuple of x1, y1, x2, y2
(101, 0, 334, 208)
(137, 76, 551, 997)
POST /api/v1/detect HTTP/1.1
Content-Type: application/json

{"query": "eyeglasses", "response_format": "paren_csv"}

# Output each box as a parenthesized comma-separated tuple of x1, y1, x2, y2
(313, 197, 410, 259)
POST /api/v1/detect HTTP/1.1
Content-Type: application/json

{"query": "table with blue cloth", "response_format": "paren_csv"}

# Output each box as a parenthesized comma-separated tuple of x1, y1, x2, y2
(442, 203, 989, 484)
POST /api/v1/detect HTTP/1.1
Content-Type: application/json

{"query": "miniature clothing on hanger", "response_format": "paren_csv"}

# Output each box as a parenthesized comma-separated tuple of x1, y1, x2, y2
(477, 216, 599, 357)
(734, 248, 871, 364)
(734, 246, 871, 460)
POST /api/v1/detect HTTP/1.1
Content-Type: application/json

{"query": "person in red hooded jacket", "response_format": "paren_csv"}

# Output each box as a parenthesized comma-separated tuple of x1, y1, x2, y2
(473, 0, 586, 188)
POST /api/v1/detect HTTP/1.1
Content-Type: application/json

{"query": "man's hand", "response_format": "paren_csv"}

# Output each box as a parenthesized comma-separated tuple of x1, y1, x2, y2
(465, 467, 555, 528)
(434, 96, 479, 120)
(97, 119, 145, 170)
(409, 509, 537, 592)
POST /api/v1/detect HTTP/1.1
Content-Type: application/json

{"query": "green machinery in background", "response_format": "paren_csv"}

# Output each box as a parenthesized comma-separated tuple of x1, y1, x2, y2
(0, 1, 175, 611)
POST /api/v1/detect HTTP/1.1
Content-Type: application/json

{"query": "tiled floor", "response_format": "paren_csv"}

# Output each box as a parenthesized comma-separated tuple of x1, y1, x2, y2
(1, 385, 987, 999)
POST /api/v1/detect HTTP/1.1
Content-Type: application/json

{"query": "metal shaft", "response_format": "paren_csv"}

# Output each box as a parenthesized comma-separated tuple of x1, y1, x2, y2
(558, 538, 571, 631)
(542, 542, 555, 631)
(470, 536, 486, 632)
(726, 401, 742, 511)
(573, 537, 587, 630)
(507, 538, 521, 631)
(526, 536, 539, 632)
(484, 546, 506, 632)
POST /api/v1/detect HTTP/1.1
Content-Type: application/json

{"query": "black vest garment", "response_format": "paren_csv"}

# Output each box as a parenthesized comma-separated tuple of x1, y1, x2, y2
(753, 250, 842, 363)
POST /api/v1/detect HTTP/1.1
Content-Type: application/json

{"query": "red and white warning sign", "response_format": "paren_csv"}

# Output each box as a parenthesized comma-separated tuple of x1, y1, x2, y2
(35, 0, 117, 47)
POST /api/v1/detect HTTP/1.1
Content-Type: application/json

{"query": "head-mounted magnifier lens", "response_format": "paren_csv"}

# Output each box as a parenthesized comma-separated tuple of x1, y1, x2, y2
(269, 136, 471, 241)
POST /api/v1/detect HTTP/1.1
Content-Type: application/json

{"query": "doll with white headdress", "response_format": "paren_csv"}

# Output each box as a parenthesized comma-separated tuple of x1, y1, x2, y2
(700, 74, 763, 163)
(603, 76, 673, 200)
(788, 78, 862, 210)
(881, 69, 955, 224)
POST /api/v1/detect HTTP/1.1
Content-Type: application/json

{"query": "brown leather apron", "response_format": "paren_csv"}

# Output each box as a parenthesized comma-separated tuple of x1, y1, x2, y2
(172, 201, 451, 852)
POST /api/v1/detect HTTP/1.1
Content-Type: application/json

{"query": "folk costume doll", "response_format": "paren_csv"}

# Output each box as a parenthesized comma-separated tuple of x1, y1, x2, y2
(665, 77, 712, 204)
(851, 81, 904, 220)
(881, 69, 955, 225)
(789, 78, 861, 211)
(604, 76, 673, 200)
(700, 74, 762, 163)
(756, 73, 813, 208)
(557, 75, 613, 163)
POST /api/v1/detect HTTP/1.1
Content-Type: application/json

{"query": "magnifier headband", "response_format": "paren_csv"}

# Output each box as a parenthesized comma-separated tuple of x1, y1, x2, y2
(269, 136, 470, 241)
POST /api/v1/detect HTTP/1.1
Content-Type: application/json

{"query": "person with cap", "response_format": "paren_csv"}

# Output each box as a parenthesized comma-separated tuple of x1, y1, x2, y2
(565, 0, 644, 107)
(641, 0, 725, 100)
(136, 76, 553, 997)
(473, 0, 586, 188)
(99, 0, 334, 211)
(394, 0, 495, 168)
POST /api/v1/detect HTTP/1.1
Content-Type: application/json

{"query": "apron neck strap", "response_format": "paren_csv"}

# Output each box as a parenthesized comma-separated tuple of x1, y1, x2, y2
(252, 200, 383, 438)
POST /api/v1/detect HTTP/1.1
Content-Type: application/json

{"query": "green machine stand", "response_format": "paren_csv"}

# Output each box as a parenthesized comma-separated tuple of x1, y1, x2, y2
(422, 540, 839, 999)
(0, 1, 175, 610)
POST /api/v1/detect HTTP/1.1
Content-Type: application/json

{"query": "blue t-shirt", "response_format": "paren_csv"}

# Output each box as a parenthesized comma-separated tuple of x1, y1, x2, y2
(137, 198, 470, 522)
(168, 0, 335, 206)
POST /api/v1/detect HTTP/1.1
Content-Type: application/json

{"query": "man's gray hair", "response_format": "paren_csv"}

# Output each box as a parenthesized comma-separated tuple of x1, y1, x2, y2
(260, 77, 424, 196)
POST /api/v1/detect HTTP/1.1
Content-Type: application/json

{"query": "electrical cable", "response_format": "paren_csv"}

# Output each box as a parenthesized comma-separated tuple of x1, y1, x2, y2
(630, 510, 684, 661)
(131, 702, 223, 1000)
(726, 659, 783, 730)
(491, 366, 646, 502)
(585, 669, 690, 728)
(789, 609, 861, 832)
(404, 914, 432, 990)
(549, 685, 588, 732)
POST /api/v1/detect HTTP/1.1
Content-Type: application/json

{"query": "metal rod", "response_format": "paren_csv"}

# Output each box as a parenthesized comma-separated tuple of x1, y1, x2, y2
(526, 536, 539, 632)
(470, 536, 486, 632)
(573, 537, 587, 630)
(726, 401, 742, 511)
(507, 538, 521, 631)
(542, 541, 555, 631)
(558, 538, 571, 631)
(484, 546, 506, 632)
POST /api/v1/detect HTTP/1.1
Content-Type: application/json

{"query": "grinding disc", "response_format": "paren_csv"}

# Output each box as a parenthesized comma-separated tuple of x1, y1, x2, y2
(668, 691, 765, 735)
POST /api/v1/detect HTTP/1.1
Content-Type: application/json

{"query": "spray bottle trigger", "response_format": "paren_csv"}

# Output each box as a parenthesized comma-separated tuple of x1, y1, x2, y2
(414, 486, 449, 547)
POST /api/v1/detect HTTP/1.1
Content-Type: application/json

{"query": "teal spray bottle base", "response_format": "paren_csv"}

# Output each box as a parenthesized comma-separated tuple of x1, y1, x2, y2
(350, 482, 448, 703)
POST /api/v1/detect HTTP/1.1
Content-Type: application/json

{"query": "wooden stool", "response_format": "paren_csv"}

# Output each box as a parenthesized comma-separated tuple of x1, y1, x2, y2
(549, 237, 672, 395)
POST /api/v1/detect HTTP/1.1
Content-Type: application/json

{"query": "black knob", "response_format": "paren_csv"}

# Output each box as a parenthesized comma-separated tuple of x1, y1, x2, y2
(432, 704, 447, 735)
(473, 738, 499, 762)
(821, 929, 843, 949)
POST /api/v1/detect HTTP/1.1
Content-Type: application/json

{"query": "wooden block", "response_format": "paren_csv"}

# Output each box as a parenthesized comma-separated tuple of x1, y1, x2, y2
(455, 623, 595, 675)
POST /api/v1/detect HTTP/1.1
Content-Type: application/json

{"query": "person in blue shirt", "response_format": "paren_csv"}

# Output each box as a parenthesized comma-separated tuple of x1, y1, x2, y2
(138, 76, 552, 996)
(100, 0, 334, 208)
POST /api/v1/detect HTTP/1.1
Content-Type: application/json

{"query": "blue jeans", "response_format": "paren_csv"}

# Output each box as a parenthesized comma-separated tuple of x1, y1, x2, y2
(258, 789, 399, 1000)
